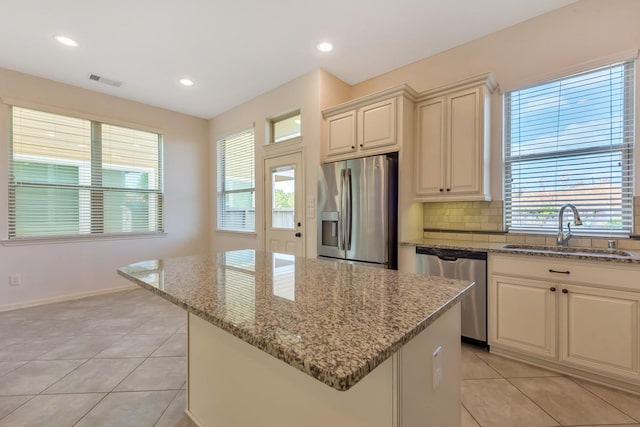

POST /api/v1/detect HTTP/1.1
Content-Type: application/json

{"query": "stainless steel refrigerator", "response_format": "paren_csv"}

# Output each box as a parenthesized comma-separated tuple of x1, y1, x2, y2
(317, 154, 397, 269)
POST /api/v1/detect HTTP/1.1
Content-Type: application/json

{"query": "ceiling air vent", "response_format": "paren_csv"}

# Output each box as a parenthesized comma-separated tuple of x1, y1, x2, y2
(89, 74, 122, 88)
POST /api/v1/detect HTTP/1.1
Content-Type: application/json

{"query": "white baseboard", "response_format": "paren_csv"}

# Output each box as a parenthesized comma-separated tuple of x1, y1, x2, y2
(0, 284, 138, 313)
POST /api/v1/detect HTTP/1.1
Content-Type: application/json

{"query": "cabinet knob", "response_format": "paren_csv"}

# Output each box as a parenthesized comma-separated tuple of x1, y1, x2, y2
(359, 144, 363, 147)
(351, 146, 355, 149)
(446, 188, 451, 192)
(562, 289, 568, 294)
(550, 287, 556, 292)
(439, 188, 444, 192)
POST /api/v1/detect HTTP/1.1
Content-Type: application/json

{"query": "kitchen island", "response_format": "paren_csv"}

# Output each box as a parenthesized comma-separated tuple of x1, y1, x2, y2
(118, 250, 473, 427)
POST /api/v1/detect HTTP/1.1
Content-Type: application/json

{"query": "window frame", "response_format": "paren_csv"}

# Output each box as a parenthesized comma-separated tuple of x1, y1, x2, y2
(503, 60, 635, 236)
(7, 105, 164, 241)
(216, 129, 256, 233)
(269, 111, 301, 144)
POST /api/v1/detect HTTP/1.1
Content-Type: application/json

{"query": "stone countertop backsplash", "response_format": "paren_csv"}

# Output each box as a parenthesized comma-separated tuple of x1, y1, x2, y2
(403, 236, 640, 264)
(118, 250, 473, 391)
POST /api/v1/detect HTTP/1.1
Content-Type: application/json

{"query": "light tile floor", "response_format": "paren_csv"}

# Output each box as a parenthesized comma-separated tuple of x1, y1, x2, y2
(461, 344, 640, 427)
(0, 289, 193, 427)
(1, 289, 640, 426)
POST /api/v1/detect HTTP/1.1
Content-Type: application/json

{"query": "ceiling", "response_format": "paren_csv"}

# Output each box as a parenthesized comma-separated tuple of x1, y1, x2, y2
(1, 0, 577, 119)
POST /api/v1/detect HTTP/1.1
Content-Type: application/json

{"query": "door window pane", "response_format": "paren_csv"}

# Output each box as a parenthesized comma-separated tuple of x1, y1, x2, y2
(271, 165, 295, 229)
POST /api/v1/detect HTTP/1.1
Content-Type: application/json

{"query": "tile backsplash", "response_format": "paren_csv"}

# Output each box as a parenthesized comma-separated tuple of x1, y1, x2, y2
(422, 197, 640, 250)
(423, 201, 504, 232)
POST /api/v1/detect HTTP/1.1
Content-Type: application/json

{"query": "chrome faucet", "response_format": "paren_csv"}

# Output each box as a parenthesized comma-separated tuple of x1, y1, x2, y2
(557, 204, 582, 246)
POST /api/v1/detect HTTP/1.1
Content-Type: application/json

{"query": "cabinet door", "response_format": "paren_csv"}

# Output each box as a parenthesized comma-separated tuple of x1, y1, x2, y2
(489, 275, 557, 358)
(415, 97, 446, 196)
(357, 98, 396, 151)
(447, 88, 482, 195)
(326, 110, 357, 157)
(560, 284, 639, 377)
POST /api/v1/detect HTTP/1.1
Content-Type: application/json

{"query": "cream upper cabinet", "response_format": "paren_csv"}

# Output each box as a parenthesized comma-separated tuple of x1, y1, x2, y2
(414, 97, 445, 195)
(415, 74, 496, 202)
(326, 110, 357, 156)
(489, 254, 640, 393)
(357, 98, 396, 151)
(322, 86, 415, 161)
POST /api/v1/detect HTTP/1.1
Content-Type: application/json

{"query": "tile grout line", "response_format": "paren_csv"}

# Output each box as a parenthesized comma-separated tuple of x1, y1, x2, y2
(39, 358, 91, 395)
(71, 391, 110, 427)
(151, 388, 183, 427)
(463, 344, 565, 427)
(460, 402, 482, 427)
(566, 376, 640, 424)
(503, 376, 564, 427)
(0, 394, 37, 423)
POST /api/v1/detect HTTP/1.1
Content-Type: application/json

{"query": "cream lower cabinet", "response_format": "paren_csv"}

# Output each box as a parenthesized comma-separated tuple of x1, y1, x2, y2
(560, 284, 639, 377)
(490, 275, 557, 359)
(489, 254, 640, 392)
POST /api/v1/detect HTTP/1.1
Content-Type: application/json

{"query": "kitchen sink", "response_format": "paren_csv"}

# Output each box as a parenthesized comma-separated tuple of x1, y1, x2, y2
(501, 244, 633, 257)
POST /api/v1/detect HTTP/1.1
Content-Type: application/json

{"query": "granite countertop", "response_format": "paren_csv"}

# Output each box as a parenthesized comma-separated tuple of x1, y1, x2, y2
(117, 250, 473, 391)
(402, 238, 640, 264)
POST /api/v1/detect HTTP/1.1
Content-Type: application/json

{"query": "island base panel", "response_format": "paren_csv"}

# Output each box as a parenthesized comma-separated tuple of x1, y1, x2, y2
(186, 304, 461, 427)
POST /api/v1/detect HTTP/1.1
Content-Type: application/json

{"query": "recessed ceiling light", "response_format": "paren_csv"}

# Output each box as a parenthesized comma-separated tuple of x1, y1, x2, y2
(54, 36, 78, 47)
(316, 42, 334, 53)
(180, 78, 194, 86)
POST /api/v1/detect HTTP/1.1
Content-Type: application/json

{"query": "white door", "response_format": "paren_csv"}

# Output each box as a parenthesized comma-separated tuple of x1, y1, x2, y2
(264, 152, 304, 256)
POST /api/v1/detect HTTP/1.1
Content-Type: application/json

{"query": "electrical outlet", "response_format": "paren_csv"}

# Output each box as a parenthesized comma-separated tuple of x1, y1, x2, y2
(432, 345, 442, 390)
(9, 274, 21, 286)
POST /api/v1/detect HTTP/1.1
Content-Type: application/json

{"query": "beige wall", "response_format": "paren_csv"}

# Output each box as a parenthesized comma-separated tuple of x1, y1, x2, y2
(352, 0, 640, 204)
(0, 68, 210, 309)
(209, 0, 640, 255)
(209, 69, 351, 257)
(347, 0, 640, 240)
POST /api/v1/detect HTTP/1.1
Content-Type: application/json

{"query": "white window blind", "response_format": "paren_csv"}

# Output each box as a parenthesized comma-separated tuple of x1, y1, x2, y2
(9, 106, 163, 238)
(504, 61, 634, 235)
(217, 129, 255, 232)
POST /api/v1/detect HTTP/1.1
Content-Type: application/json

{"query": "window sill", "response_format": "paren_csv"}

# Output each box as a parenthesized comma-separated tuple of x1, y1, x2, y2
(1, 232, 167, 246)
(215, 229, 258, 238)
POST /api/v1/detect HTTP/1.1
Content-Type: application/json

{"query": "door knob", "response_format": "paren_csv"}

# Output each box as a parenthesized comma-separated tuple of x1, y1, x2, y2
(295, 232, 302, 237)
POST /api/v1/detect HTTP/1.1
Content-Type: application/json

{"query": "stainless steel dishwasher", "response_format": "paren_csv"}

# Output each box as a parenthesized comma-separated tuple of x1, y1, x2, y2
(416, 247, 487, 347)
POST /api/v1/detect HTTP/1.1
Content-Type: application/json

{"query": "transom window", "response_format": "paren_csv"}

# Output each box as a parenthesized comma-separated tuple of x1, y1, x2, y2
(504, 61, 635, 235)
(8, 106, 163, 239)
(217, 129, 255, 232)
(271, 112, 301, 144)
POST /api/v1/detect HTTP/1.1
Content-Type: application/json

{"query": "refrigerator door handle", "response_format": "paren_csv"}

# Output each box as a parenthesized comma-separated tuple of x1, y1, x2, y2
(346, 169, 352, 251)
(339, 169, 346, 251)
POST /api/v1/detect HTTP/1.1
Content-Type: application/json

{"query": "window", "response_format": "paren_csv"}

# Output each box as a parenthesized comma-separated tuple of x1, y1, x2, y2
(504, 61, 634, 235)
(217, 129, 255, 232)
(271, 112, 301, 143)
(9, 106, 163, 239)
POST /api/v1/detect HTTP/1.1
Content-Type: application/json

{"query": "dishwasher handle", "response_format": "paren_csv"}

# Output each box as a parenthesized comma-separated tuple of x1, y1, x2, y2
(416, 246, 487, 261)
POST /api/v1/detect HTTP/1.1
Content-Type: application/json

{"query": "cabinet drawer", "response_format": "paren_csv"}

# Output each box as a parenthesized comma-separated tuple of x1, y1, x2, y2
(489, 254, 640, 292)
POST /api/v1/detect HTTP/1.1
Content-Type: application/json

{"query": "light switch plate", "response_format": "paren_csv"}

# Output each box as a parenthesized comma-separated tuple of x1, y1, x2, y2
(432, 345, 442, 390)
